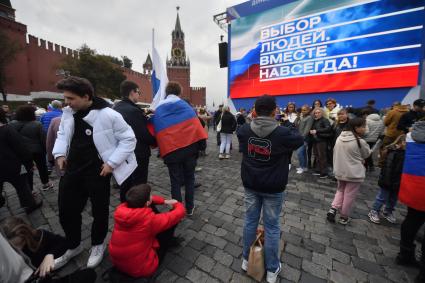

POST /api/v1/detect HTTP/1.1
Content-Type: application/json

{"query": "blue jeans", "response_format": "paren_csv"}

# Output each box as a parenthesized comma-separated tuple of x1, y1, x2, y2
(372, 188, 398, 214)
(296, 142, 307, 169)
(243, 189, 285, 272)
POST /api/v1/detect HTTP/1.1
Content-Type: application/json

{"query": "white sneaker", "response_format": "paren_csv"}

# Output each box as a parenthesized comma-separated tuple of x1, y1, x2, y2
(87, 243, 106, 268)
(224, 154, 230, 159)
(288, 164, 292, 171)
(266, 263, 282, 283)
(368, 210, 380, 224)
(219, 153, 224, 159)
(296, 168, 303, 174)
(53, 245, 83, 270)
(241, 258, 248, 272)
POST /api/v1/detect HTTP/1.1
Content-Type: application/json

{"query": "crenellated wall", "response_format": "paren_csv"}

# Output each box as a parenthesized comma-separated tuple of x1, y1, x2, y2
(1, 10, 206, 105)
(190, 87, 206, 107)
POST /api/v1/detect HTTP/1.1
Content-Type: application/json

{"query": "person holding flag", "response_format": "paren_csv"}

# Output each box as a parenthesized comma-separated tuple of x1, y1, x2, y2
(152, 82, 207, 216)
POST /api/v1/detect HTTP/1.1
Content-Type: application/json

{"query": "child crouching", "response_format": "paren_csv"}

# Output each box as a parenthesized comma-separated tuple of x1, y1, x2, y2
(368, 134, 406, 224)
(109, 184, 186, 278)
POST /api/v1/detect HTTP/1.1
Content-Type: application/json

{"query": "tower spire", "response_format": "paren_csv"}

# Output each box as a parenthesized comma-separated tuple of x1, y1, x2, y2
(175, 6, 182, 32)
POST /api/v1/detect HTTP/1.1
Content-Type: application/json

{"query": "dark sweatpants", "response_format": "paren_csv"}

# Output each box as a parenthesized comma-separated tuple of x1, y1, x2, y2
(58, 174, 111, 249)
(0, 173, 35, 208)
(28, 152, 50, 190)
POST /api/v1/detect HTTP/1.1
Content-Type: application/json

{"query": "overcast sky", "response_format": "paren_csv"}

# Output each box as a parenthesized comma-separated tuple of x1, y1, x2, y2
(12, 0, 244, 107)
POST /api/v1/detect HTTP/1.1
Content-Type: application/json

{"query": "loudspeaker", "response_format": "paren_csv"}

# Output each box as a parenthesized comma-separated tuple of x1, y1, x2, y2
(219, 42, 228, 68)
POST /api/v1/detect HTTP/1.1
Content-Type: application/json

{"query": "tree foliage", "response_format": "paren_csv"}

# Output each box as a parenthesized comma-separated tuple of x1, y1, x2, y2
(0, 30, 22, 101)
(60, 44, 126, 99)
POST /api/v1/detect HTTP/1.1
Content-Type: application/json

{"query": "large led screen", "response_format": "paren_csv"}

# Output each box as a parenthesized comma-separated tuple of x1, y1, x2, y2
(229, 0, 425, 99)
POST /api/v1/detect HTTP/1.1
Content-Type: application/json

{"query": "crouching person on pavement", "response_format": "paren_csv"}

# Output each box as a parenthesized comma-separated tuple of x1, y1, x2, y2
(109, 184, 185, 279)
(237, 95, 303, 283)
(52, 76, 137, 269)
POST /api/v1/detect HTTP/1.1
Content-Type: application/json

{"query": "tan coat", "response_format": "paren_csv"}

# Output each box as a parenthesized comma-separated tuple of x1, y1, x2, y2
(333, 131, 371, 183)
(384, 105, 409, 138)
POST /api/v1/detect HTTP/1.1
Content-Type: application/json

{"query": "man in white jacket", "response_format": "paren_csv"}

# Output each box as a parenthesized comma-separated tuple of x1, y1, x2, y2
(52, 76, 137, 269)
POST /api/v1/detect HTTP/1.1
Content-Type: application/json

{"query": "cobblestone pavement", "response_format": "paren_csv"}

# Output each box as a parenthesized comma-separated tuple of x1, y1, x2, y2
(0, 130, 421, 283)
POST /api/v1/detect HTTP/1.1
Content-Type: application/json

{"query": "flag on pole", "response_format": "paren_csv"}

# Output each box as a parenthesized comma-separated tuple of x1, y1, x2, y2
(150, 29, 169, 110)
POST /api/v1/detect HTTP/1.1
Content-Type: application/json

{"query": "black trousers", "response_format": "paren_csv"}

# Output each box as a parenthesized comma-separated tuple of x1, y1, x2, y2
(150, 205, 177, 264)
(0, 173, 35, 208)
(28, 152, 50, 190)
(119, 157, 149, 202)
(401, 207, 425, 258)
(166, 155, 196, 210)
(313, 141, 328, 174)
(58, 174, 111, 249)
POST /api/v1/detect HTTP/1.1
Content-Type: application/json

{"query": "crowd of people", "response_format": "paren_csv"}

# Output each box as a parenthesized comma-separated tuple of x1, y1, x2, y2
(0, 76, 424, 283)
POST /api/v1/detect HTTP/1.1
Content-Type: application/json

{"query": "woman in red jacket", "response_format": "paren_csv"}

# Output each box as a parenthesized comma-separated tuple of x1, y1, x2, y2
(109, 184, 185, 278)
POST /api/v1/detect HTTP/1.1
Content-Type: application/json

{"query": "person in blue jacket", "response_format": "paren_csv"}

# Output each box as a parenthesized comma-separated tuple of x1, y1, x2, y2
(40, 100, 62, 132)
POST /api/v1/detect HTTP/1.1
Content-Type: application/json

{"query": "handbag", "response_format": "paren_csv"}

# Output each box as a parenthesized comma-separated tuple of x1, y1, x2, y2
(247, 229, 265, 282)
(216, 113, 223, 132)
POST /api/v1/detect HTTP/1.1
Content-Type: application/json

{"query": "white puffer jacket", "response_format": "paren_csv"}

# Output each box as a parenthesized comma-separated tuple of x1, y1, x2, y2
(53, 106, 137, 185)
(364, 114, 385, 143)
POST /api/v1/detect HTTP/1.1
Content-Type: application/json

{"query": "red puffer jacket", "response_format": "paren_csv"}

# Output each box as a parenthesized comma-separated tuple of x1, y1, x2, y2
(109, 196, 185, 277)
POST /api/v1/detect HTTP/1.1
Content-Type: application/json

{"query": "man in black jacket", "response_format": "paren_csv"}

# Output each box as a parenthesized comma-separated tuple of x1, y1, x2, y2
(114, 80, 157, 202)
(237, 95, 303, 283)
(397, 99, 425, 134)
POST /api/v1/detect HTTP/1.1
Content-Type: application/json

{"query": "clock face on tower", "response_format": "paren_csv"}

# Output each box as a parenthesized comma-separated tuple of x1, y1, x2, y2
(173, 48, 182, 58)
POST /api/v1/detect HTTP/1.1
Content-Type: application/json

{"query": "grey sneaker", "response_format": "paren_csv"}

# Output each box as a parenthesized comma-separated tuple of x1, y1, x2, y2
(383, 212, 396, 224)
(368, 210, 380, 224)
(338, 217, 350, 225)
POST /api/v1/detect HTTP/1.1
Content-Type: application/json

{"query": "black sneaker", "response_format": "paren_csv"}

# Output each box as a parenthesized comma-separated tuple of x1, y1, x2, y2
(327, 208, 337, 223)
(187, 206, 195, 216)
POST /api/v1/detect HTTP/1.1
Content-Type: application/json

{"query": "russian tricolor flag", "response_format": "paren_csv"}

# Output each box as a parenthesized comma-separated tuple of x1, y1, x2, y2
(152, 95, 208, 157)
(150, 29, 169, 110)
(398, 133, 425, 211)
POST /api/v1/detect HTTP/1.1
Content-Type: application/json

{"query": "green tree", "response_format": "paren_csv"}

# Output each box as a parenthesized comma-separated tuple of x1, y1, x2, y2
(121, 56, 132, 69)
(60, 44, 126, 99)
(0, 30, 22, 102)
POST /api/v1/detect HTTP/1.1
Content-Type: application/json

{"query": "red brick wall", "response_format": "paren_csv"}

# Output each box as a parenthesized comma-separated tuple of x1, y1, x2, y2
(122, 68, 153, 103)
(26, 35, 71, 92)
(167, 66, 190, 100)
(191, 87, 206, 107)
(0, 17, 31, 95)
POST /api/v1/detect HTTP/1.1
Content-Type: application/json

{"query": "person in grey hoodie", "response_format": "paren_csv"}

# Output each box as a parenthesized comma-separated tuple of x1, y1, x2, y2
(295, 105, 313, 174)
(326, 118, 371, 225)
(363, 111, 385, 171)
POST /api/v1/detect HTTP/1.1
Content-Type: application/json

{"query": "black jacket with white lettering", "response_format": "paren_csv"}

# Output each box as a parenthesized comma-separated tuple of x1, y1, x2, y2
(237, 120, 303, 193)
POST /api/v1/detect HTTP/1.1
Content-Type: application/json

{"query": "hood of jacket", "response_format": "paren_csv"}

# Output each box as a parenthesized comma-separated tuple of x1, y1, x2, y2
(411, 121, 425, 143)
(367, 113, 381, 122)
(114, 203, 151, 229)
(338, 131, 358, 142)
(250, 116, 278, 138)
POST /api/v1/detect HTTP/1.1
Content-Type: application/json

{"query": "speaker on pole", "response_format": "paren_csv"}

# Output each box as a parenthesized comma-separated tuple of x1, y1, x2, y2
(219, 42, 228, 68)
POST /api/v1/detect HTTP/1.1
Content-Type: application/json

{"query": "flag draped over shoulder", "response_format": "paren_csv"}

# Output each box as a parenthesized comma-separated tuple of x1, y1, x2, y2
(152, 95, 208, 157)
(398, 133, 425, 211)
(150, 39, 168, 110)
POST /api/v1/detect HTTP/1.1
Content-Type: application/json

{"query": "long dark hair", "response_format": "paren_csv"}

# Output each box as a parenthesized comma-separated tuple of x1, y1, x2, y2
(345, 117, 366, 149)
(2, 216, 42, 252)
